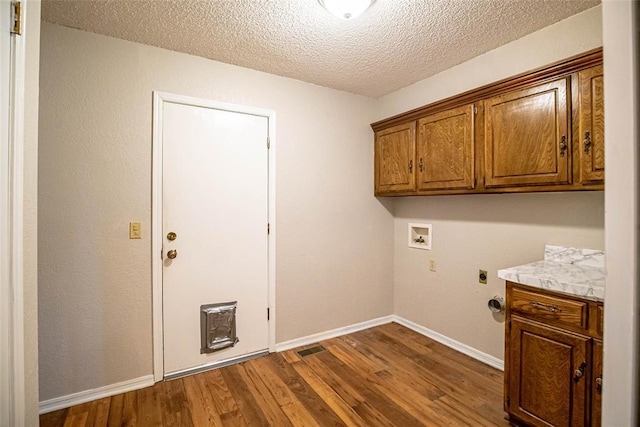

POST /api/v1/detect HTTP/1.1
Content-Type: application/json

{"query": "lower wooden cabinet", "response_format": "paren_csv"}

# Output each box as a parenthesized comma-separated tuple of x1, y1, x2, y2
(505, 282, 603, 426)
(591, 339, 603, 427)
(508, 316, 589, 426)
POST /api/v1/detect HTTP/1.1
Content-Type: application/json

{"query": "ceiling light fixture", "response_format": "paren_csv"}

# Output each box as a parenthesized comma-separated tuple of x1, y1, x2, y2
(318, 0, 376, 20)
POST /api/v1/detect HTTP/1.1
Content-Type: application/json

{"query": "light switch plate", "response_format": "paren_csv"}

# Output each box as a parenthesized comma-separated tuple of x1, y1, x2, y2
(129, 222, 142, 239)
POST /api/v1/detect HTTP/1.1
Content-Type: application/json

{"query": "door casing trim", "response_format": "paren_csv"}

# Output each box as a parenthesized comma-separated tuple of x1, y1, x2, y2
(1, 2, 27, 425)
(151, 91, 277, 382)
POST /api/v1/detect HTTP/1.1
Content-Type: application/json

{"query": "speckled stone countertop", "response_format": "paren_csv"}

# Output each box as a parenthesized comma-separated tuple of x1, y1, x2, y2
(497, 245, 605, 301)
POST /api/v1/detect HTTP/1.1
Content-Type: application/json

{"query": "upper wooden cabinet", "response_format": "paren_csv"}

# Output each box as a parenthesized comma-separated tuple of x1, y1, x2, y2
(578, 65, 605, 184)
(485, 78, 571, 188)
(371, 48, 604, 197)
(417, 104, 475, 190)
(374, 122, 416, 193)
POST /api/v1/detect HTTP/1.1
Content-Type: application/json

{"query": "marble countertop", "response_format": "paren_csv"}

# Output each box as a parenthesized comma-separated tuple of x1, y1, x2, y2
(497, 245, 605, 301)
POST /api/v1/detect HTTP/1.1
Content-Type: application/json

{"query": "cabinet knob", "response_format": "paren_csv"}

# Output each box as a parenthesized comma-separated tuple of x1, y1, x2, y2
(559, 135, 568, 157)
(573, 361, 587, 382)
(409, 159, 413, 173)
(584, 131, 592, 154)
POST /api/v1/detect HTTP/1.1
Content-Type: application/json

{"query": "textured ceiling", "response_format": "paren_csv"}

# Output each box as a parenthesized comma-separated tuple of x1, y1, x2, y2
(41, 0, 600, 97)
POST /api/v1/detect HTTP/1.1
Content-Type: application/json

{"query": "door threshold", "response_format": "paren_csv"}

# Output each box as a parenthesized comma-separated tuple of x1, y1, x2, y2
(164, 349, 269, 381)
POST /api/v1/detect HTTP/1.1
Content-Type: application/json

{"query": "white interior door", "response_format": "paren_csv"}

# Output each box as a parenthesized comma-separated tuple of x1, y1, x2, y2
(161, 99, 269, 377)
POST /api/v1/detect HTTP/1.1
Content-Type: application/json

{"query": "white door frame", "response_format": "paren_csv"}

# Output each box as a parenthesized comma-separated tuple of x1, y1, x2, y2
(151, 92, 276, 382)
(1, 1, 26, 425)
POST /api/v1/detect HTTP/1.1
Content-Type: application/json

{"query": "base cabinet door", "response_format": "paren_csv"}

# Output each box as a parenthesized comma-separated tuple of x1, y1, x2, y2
(508, 316, 589, 427)
(591, 339, 603, 427)
(374, 122, 416, 194)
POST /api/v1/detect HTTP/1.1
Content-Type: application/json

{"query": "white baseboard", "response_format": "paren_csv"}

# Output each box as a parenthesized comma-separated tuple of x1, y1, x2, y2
(275, 315, 395, 352)
(392, 315, 504, 371)
(40, 316, 502, 414)
(39, 374, 155, 414)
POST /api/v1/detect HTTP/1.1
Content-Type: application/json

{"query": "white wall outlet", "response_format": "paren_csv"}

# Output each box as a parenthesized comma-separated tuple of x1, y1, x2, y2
(408, 223, 432, 250)
(479, 269, 488, 284)
(429, 259, 437, 272)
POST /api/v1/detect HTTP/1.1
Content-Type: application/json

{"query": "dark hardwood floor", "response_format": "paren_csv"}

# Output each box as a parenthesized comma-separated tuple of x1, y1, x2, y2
(40, 322, 509, 426)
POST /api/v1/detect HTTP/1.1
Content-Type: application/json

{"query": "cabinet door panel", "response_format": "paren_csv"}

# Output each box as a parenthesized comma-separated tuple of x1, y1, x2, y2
(485, 79, 570, 187)
(508, 316, 588, 427)
(591, 339, 603, 427)
(375, 122, 416, 194)
(579, 65, 605, 183)
(417, 104, 474, 190)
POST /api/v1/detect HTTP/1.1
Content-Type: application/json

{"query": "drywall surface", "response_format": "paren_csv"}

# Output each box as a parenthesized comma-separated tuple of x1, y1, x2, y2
(38, 23, 393, 401)
(24, 1, 41, 424)
(379, 6, 605, 360)
(602, 0, 639, 424)
(394, 193, 604, 360)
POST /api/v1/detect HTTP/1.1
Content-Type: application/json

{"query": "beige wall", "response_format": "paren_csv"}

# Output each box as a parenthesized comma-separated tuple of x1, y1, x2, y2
(393, 193, 604, 359)
(38, 23, 394, 401)
(24, 1, 40, 424)
(378, 6, 605, 360)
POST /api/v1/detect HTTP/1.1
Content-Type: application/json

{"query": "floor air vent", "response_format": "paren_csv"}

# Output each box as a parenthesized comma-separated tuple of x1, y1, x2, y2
(297, 345, 327, 357)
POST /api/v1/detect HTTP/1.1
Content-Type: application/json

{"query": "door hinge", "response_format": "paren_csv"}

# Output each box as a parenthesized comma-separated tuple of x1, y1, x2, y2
(11, 2, 22, 35)
(267, 223, 270, 235)
(508, 319, 512, 330)
(506, 396, 510, 408)
(267, 137, 270, 149)
(160, 249, 163, 259)
(267, 308, 270, 321)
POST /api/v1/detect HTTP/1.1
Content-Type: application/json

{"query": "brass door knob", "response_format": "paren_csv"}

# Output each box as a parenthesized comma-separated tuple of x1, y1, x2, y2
(167, 249, 177, 259)
(167, 232, 177, 241)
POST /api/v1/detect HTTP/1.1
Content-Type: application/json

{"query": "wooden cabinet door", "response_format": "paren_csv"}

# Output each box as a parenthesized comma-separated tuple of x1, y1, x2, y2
(485, 79, 571, 188)
(579, 65, 605, 184)
(508, 316, 589, 427)
(416, 104, 475, 190)
(591, 339, 603, 427)
(374, 122, 416, 194)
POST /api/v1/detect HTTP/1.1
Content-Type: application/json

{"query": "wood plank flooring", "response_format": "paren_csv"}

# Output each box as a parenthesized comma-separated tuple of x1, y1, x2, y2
(40, 323, 509, 426)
